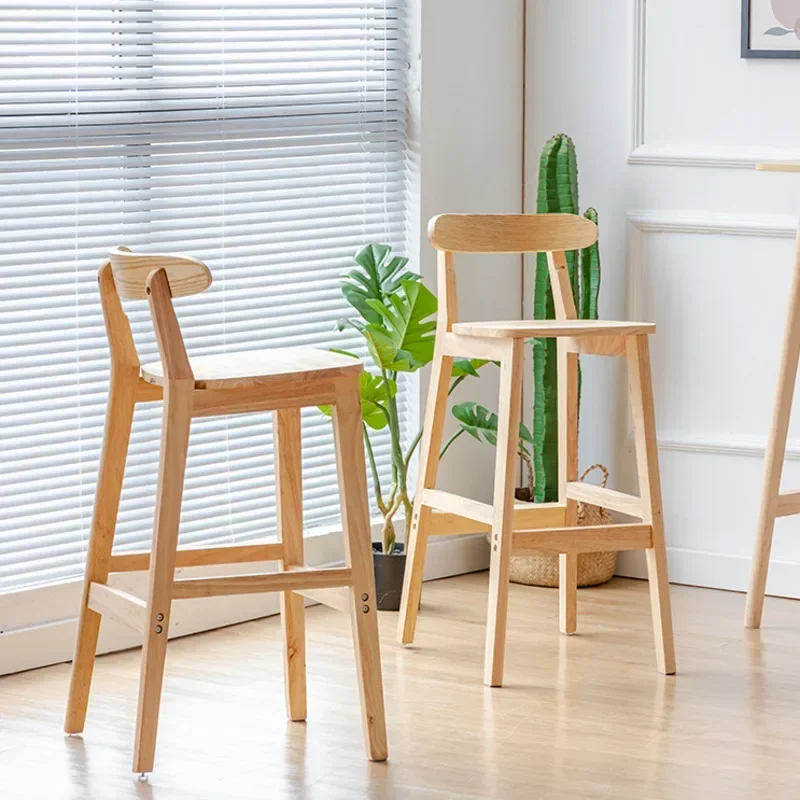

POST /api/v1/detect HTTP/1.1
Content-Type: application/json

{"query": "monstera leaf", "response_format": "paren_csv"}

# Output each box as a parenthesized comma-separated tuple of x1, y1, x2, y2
(341, 244, 420, 325)
(452, 402, 498, 446)
(364, 279, 437, 372)
(319, 371, 396, 430)
(452, 401, 534, 455)
(451, 358, 489, 378)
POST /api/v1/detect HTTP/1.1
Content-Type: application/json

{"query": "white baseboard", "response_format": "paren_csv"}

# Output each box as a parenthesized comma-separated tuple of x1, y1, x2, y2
(0, 532, 488, 677)
(616, 547, 800, 600)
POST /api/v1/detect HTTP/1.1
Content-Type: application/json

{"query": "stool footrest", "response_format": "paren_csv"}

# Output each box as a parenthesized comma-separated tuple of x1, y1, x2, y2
(513, 523, 653, 554)
(108, 541, 284, 573)
(295, 586, 352, 613)
(422, 488, 567, 534)
(565, 482, 643, 518)
(171, 567, 353, 599)
(88, 582, 147, 632)
(776, 491, 800, 517)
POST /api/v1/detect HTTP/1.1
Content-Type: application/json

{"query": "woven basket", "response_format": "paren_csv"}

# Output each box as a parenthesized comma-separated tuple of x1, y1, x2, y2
(509, 464, 617, 588)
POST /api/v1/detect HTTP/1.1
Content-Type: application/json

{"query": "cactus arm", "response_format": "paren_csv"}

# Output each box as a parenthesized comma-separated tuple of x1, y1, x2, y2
(556, 135, 580, 311)
(582, 208, 601, 320)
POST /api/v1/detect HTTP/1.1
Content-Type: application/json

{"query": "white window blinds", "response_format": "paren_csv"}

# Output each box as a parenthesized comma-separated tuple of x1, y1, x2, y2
(0, 1, 409, 592)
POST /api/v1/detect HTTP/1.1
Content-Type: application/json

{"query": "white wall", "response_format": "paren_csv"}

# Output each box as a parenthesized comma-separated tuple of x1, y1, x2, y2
(526, 0, 800, 598)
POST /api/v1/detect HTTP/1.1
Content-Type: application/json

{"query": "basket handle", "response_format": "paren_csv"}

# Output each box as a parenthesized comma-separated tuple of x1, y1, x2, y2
(578, 463, 609, 488)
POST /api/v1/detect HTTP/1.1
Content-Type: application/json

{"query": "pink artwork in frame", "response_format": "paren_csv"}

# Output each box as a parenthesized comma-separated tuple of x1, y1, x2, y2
(742, 0, 800, 57)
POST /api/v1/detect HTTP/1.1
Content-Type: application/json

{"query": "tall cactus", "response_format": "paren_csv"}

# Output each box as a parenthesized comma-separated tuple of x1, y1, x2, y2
(532, 135, 601, 502)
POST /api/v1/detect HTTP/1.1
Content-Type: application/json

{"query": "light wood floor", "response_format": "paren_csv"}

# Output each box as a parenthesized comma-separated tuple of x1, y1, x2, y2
(3, 573, 800, 799)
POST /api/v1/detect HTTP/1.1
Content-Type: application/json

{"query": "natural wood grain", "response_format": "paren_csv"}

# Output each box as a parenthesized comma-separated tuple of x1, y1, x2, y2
(775, 490, 800, 517)
(10, 575, 800, 800)
(558, 343, 579, 636)
(428, 212, 598, 253)
(563, 334, 627, 357)
(440, 331, 510, 359)
(331, 376, 388, 762)
(401, 213, 669, 675)
(547, 251, 578, 320)
(429, 502, 566, 535)
(274, 408, 307, 723)
(146, 268, 193, 383)
(484, 338, 524, 687)
(397, 346, 454, 645)
(513, 524, 652, 553)
(746, 223, 800, 628)
(133, 379, 193, 774)
(451, 319, 656, 339)
(65, 266, 140, 735)
(627, 335, 676, 675)
(72, 250, 385, 773)
(756, 161, 800, 172)
(171, 568, 353, 600)
(142, 348, 361, 390)
(294, 586, 352, 613)
(422, 488, 495, 525)
(565, 482, 643, 518)
(108, 542, 284, 573)
(551, 248, 580, 637)
(109, 246, 212, 300)
(190, 381, 339, 418)
(87, 584, 147, 633)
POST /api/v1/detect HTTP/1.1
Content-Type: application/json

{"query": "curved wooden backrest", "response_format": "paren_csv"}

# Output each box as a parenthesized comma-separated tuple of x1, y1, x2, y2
(428, 213, 598, 254)
(108, 246, 213, 300)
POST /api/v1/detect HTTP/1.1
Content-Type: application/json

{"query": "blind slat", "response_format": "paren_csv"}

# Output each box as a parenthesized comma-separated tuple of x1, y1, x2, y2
(0, 0, 410, 593)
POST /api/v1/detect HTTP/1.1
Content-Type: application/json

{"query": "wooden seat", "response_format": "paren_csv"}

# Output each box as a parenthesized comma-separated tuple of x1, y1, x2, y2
(141, 347, 361, 390)
(65, 248, 387, 775)
(398, 213, 676, 687)
(451, 319, 656, 339)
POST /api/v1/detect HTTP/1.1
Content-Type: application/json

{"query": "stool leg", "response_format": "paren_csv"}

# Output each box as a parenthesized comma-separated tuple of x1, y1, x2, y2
(485, 339, 524, 687)
(627, 335, 676, 675)
(397, 348, 453, 645)
(332, 376, 388, 762)
(65, 370, 137, 733)
(274, 407, 307, 722)
(558, 343, 580, 635)
(746, 228, 800, 628)
(133, 384, 192, 774)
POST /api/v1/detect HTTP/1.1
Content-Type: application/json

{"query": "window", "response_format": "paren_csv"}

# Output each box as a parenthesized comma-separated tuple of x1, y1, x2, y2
(0, 1, 409, 592)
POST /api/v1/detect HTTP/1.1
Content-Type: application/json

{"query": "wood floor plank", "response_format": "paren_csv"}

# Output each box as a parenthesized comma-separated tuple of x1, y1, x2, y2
(3, 574, 800, 798)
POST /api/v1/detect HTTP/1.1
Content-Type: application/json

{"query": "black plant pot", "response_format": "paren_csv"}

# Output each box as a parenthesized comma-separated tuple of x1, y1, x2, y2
(372, 542, 407, 611)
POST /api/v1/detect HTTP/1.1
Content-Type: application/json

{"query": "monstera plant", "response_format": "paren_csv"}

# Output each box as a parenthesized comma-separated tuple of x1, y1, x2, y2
(322, 244, 486, 556)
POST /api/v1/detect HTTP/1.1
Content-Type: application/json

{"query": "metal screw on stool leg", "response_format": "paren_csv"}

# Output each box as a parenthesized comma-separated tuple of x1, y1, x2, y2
(361, 593, 368, 601)
(362, 605, 369, 614)
(156, 613, 164, 622)
(155, 625, 163, 634)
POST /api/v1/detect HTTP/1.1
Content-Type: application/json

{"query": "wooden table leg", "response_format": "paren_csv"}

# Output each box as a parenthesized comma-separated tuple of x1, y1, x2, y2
(746, 225, 800, 628)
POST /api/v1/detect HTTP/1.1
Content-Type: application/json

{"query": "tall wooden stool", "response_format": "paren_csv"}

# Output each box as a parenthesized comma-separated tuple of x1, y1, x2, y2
(746, 161, 800, 628)
(65, 248, 387, 774)
(397, 213, 676, 686)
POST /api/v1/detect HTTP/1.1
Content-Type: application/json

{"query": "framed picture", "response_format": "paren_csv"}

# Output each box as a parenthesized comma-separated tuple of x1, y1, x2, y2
(742, 0, 800, 58)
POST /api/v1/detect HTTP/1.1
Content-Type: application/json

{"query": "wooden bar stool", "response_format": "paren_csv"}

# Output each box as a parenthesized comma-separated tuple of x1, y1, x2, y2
(397, 214, 676, 686)
(64, 248, 387, 774)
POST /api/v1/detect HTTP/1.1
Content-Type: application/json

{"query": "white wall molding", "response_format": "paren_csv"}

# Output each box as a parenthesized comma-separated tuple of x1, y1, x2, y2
(629, 144, 800, 171)
(626, 432, 800, 461)
(627, 209, 797, 318)
(617, 546, 800, 600)
(627, 209, 798, 238)
(625, 210, 800, 461)
(627, 0, 800, 169)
